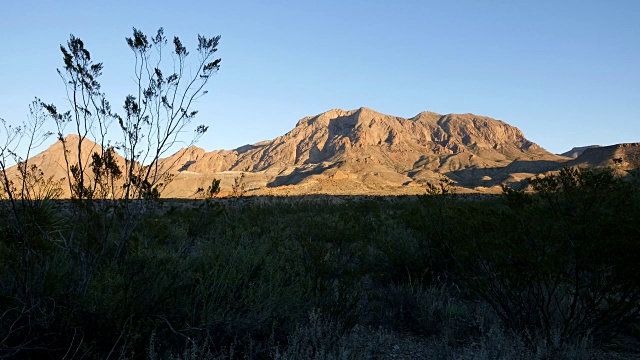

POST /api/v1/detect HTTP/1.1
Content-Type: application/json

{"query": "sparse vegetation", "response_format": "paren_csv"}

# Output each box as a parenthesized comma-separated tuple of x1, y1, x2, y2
(0, 166, 639, 358)
(231, 172, 247, 198)
(196, 178, 221, 199)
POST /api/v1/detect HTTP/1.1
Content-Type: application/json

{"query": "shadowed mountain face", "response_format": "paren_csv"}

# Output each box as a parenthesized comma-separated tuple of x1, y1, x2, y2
(567, 143, 640, 169)
(559, 145, 600, 158)
(10, 108, 639, 197)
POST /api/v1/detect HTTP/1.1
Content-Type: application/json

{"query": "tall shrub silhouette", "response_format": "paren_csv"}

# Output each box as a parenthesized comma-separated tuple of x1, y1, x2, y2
(451, 166, 640, 346)
(0, 27, 221, 358)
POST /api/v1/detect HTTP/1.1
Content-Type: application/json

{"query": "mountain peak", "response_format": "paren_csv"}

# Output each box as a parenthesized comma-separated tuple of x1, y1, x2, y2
(355, 106, 379, 116)
(12, 107, 610, 197)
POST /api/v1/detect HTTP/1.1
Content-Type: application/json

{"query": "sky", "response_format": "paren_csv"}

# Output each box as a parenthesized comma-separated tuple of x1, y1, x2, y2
(0, 0, 639, 155)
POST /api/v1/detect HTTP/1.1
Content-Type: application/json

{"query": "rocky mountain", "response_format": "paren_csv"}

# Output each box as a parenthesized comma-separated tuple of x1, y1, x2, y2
(567, 143, 640, 169)
(8, 108, 637, 197)
(10, 134, 107, 183)
(3, 134, 129, 198)
(158, 107, 570, 196)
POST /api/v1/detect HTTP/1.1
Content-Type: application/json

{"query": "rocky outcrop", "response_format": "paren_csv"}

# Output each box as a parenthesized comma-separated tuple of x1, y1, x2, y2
(12, 108, 633, 197)
(165, 107, 560, 174)
(568, 143, 640, 169)
(155, 107, 569, 195)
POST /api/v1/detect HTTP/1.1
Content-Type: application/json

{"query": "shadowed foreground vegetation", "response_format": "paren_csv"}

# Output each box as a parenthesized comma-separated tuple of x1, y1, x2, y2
(1, 167, 640, 359)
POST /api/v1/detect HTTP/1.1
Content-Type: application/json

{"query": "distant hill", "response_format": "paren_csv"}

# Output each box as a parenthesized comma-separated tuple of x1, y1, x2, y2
(8, 108, 637, 197)
(559, 145, 600, 158)
(8, 134, 109, 183)
(568, 143, 640, 169)
(4, 134, 128, 198)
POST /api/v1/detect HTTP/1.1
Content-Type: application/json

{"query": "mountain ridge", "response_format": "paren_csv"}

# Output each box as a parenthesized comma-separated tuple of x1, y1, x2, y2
(7, 108, 638, 197)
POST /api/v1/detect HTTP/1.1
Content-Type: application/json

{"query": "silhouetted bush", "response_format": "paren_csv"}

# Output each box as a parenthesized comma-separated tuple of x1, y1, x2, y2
(448, 167, 640, 347)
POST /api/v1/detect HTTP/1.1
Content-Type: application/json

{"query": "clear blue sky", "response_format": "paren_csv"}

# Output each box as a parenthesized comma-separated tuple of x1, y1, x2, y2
(1, 0, 638, 154)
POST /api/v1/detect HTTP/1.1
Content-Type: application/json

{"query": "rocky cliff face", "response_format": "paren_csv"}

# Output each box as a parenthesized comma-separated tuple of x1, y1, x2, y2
(12, 107, 630, 197)
(155, 107, 568, 195)
(166, 107, 557, 173)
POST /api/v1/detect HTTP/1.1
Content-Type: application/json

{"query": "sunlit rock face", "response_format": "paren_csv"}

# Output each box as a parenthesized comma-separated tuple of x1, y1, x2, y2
(17, 108, 635, 197)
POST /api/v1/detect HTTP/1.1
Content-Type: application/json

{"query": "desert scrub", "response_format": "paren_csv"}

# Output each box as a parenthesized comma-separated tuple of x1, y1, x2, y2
(273, 310, 391, 360)
(375, 281, 471, 340)
(1, 186, 639, 358)
(445, 167, 640, 347)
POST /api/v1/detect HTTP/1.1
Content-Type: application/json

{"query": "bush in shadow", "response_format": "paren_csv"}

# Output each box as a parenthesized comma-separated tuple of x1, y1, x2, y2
(448, 167, 640, 347)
